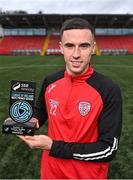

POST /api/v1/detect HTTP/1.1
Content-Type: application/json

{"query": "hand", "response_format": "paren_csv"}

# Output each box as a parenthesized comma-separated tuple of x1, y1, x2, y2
(17, 135, 53, 150)
(4, 117, 12, 122)
(29, 117, 39, 129)
(4, 117, 40, 129)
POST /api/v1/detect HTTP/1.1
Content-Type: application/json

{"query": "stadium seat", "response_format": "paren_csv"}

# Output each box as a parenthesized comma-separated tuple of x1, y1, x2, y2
(46, 35, 61, 55)
(96, 35, 133, 55)
(0, 36, 45, 55)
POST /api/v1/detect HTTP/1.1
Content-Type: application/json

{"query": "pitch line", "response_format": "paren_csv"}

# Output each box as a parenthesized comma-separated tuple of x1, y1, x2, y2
(0, 64, 133, 70)
(0, 64, 64, 70)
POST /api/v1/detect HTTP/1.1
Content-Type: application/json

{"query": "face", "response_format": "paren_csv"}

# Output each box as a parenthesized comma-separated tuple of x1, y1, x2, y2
(60, 29, 95, 76)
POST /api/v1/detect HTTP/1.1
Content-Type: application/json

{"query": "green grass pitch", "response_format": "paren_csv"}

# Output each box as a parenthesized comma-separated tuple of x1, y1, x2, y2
(0, 55, 133, 179)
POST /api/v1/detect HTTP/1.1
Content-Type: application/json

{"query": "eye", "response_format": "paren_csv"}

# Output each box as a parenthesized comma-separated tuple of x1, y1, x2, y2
(80, 43, 91, 49)
(64, 43, 74, 48)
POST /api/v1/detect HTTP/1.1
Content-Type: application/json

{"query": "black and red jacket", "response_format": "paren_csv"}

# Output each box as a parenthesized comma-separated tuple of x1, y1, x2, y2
(34, 67, 122, 179)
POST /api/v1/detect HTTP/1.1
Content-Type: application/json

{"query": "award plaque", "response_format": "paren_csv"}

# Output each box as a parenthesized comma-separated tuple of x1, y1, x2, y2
(2, 80, 36, 136)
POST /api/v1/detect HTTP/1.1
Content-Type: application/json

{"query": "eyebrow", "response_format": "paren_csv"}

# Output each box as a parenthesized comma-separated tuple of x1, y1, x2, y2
(64, 43, 74, 47)
(64, 42, 91, 47)
(79, 43, 91, 47)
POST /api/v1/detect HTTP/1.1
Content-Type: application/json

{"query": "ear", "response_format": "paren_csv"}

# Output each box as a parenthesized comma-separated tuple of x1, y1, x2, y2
(92, 41, 96, 55)
(59, 41, 64, 54)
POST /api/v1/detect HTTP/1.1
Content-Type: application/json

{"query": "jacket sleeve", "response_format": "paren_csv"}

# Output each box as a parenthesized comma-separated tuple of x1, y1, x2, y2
(49, 84, 122, 162)
(33, 78, 48, 127)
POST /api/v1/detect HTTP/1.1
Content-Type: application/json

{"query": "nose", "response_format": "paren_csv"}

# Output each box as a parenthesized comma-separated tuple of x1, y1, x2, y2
(73, 47, 80, 59)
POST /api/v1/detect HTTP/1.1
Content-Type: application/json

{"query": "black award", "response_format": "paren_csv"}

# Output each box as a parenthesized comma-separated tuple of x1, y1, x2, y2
(2, 80, 36, 136)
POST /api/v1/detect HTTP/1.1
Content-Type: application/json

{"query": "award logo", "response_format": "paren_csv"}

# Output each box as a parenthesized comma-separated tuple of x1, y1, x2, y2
(2, 80, 36, 136)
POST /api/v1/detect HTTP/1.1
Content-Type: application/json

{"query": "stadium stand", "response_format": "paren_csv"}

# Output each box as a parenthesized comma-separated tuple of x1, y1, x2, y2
(96, 35, 133, 55)
(0, 35, 45, 55)
(1, 34, 132, 56)
(0, 34, 132, 56)
(0, 14, 133, 56)
(46, 35, 61, 55)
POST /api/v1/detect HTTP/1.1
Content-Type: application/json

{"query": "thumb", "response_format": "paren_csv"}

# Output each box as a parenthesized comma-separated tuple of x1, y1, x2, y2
(29, 117, 40, 129)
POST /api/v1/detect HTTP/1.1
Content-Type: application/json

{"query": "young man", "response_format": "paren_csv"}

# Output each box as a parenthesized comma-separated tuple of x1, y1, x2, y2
(18, 18, 122, 179)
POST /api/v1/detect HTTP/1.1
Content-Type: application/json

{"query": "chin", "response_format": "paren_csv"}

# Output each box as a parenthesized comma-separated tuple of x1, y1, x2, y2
(72, 70, 83, 75)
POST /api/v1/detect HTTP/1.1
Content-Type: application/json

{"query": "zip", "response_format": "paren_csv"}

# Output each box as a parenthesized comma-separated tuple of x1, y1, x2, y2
(65, 76, 73, 112)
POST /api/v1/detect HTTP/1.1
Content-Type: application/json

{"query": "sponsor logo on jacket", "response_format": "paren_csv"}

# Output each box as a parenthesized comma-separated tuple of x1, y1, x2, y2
(48, 84, 56, 93)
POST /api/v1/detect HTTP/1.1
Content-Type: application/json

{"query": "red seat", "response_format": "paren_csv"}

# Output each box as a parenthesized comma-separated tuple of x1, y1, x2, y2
(0, 36, 45, 55)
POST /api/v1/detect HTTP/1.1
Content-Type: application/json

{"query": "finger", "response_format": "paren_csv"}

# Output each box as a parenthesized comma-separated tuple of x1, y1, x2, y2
(17, 135, 38, 141)
(17, 135, 41, 148)
(29, 118, 39, 129)
(17, 135, 27, 141)
(17, 135, 36, 148)
(36, 122, 39, 129)
(5, 117, 12, 122)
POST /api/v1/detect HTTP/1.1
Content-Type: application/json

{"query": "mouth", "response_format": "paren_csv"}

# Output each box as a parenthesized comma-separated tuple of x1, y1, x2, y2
(71, 61, 83, 67)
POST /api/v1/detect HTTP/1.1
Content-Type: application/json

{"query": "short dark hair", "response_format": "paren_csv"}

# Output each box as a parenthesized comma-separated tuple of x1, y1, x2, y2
(60, 18, 95, 37)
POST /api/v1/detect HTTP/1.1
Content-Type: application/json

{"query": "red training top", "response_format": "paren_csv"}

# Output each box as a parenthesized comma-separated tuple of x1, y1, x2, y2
(34, 67, 122, 179)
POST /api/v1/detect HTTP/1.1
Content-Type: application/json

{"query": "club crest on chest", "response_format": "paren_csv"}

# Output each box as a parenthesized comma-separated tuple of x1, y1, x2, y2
(78, 101, 91, 116)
